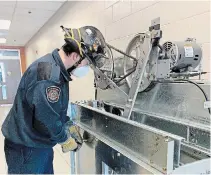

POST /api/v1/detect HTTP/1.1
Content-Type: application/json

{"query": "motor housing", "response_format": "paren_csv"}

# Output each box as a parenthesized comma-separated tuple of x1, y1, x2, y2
(162, 40, 202, 72)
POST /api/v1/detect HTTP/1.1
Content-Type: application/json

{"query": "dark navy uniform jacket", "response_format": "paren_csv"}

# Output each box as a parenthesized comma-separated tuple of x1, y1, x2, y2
(1, 49, 71, 148)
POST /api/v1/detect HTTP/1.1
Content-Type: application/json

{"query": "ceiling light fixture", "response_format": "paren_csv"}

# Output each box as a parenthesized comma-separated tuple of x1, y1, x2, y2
(0, 20, 11, 30)
(0, 38, 6, 43)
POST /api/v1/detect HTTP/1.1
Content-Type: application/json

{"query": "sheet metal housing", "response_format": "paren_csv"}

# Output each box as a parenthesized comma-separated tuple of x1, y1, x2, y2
(70, 17, 210, 174)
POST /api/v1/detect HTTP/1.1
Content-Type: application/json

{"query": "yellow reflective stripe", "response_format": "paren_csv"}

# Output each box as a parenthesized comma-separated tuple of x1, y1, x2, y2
(73, 39, 83, 56)
(76, 29, 82, 56)
(70, 28, 74, 39)
(77, 28, 81, 41)
(65, 30, 83, 56)
(76, 42, 83, 56)
(74, 29, 82, 56)
(65, 36, 72, 39)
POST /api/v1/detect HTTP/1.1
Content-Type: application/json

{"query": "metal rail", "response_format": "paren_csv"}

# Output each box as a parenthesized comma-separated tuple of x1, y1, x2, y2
(74, 104, 184, 172)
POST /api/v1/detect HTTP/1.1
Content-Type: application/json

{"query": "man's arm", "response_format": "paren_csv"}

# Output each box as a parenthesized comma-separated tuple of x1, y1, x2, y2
(29, 80, 68, 143)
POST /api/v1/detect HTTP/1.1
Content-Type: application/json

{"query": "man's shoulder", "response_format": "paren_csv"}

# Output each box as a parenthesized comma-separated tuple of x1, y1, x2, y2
(27, 54, 61, 83)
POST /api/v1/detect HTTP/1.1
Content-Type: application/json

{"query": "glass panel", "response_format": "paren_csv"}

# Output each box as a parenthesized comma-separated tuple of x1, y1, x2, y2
(0, 50, 19, 56)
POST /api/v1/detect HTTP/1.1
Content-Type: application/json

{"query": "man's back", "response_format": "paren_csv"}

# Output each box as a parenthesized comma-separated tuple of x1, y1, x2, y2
(1, 49, 70, 148)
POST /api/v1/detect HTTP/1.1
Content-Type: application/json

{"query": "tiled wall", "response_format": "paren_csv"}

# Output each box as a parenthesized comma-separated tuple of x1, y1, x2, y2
(103, 0, 210, 79)
(25, 1, 210, 101)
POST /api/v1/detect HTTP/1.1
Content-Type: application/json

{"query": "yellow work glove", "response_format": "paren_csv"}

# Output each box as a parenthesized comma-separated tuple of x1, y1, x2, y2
(69, 125, 83, 144)
(61, 125, 83, 153)
(61, 137, 78, 153)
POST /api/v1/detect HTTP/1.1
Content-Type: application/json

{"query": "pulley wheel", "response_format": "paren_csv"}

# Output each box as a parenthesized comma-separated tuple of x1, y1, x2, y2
(124, 34, 153, 92)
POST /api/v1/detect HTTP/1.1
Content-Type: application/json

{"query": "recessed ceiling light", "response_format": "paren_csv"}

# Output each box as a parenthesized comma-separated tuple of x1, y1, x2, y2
(0, 38, 6, 43)
(0, 20, 11, 30)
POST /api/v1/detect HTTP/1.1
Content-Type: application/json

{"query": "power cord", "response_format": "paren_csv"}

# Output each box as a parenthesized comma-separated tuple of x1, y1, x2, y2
(176, 79, 210, 114)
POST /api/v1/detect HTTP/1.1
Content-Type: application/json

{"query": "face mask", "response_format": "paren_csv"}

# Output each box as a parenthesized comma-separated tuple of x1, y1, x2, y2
(71, 65, 89, 78)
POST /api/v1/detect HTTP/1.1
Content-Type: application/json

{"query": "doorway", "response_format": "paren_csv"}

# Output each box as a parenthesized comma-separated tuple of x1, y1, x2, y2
(0, 49, 22, 104)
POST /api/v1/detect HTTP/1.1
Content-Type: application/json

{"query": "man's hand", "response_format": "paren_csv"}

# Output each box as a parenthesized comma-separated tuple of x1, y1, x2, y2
(61, 137, 78, 153)
(61, 124, 83, 153)
(68, 125, 83, 145)
(61, 137, 82, 153)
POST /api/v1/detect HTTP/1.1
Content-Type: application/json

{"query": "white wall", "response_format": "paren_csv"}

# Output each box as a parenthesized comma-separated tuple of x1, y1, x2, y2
(25, 0, 210, 102)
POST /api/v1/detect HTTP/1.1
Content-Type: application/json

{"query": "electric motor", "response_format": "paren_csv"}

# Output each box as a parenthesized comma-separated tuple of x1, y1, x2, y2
(162, 40, 202, 72)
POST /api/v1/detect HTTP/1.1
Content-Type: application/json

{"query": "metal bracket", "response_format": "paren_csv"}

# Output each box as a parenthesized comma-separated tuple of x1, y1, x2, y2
(90, 63, 128, 98)
(123, 17, 162, 119)
(123, 33, 152, 119)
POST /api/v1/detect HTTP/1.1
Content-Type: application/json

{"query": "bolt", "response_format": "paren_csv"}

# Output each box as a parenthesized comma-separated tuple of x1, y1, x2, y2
(146, 32, 151, 38)
(165, 139, 169, 142)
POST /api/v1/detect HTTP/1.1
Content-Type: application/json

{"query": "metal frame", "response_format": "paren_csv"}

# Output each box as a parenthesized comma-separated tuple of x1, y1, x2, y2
(104, 101, 211, 155)
(74, 103, 184, 173)
(76, 122, 161, 174)
(171, 158, 211, 174)
(72, 16, 211, 174)
(87, 57, 128, 98)
(123, 33, 152, 119)
(123, 18, 162, 119)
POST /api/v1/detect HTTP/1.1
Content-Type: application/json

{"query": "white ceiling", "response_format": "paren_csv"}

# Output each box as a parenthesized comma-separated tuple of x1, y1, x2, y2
(0, 1, 66, 46)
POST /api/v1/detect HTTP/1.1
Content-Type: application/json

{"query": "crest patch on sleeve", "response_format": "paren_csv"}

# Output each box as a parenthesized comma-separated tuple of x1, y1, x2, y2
(46, 86, 61, 103)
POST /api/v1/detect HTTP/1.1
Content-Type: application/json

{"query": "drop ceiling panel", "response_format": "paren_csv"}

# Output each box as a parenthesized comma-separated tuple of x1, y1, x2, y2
(0, 1, 16, 7)
(6, 35, 32, 46)
(0, 6, 14, 20)
(14, 8, 55, 19)
(12, 15, 47, 24)
(6, 32, 38, 46)
(0, 14, 12, 21)
(16, 1, 64, 11)
(0, 1, 66, 46)
(9, 24, 40, 34)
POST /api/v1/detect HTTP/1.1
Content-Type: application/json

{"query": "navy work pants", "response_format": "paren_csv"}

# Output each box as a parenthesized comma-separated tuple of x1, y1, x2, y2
(4, 139, 54, 174)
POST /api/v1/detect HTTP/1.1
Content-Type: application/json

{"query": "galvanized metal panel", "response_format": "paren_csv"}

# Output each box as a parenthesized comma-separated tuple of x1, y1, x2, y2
(97, 83, 210, 152)
(97, 83, 210, 126)
(134, 83, 210, 126)
(103, 101, 210, 151)
(170, 158, 211, 174)
(77, 126, 160, 174)
(74, 104, 184, 173)
(76, 128, 157, 174)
